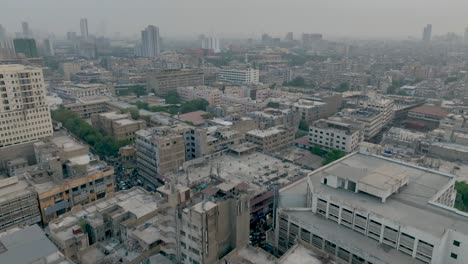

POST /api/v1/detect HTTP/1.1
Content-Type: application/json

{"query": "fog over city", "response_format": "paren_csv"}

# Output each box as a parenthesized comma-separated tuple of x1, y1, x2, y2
(1, 0, 468, 38)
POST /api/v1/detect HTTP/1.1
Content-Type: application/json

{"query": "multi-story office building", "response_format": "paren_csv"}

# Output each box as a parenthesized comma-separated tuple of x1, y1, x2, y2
(245, 125, 295, 153)
(140, 25, 160, 58)
(309, 118, 364, 153)
(0, 176, 41, 232)
(249, 108, 300, 129)
(184, 126, 243, 160)
(135, 128, 185, 188)
(0, 64, 53, 148)
(284, 99, 326, 124)
(80, 18, 88, 39)
(177, 86, 222, 105)
(19, 134, 115, 224)
(201, 36, 220, 53)
(423, 24, 433, 42)
(91, 111, 146, 141)
(274, 149, 468, 264)
(64, 96, 111, 118)
(21, 21, 31, 38)
(53, 83, 114, 100)
(146, 68, 204, 97)
(13, 38, 38, 57)
(339, 108, 385, 140)
(217, 67, 260, 84)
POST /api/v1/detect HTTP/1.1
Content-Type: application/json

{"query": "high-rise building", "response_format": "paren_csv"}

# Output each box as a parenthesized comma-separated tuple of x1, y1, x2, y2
(13, 38, 38, 58)
(201, 36, 220, 53)
(80, 18, 89, 39)
(0, 24, 6, 40)
(140, 25, 160, 57)
(21, 21, 31, 38)
(0, 65, 53, 148)
(0, 25, 15, 59)
(43, 38, 54, 56)
(423, 24, 432, 42)
(464, 27, 468, 44)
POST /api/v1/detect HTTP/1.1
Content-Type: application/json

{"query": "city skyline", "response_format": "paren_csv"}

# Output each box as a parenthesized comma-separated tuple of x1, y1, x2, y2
(1, 0, 468, 39)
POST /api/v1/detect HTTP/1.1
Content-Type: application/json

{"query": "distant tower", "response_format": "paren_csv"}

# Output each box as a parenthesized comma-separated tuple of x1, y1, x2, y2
(422, 24, 432, 42)
(43, 38, 54, 56)
(140, 25, 160, 57)
(201, 35, 220, 53)
(464, 27, 468, 44)
(285, 32, 293, 41)
(21, 22, 31, 38)
(80, 18, 89, 40)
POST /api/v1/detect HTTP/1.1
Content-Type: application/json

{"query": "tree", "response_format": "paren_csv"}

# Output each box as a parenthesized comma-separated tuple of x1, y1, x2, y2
(180, 99, 209, 114)
(286, 76, 306, 87)
(267, 102, 280, 109)
(336, 82, 350, 92)
(455, 181, 468, 212)
(323, 150, 346, 165)
(165, 90, 181, 104)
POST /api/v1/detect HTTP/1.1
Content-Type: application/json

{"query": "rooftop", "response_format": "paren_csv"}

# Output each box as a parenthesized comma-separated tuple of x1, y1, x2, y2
(178, 110, 209, 126)
(409, 105, 449, 118)
(279, 152, 468, 238)
(247, 126, 288, 138)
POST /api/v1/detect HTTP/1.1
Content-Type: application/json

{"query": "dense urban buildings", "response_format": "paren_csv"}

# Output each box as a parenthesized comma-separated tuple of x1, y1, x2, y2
(146, 68, 204, 96)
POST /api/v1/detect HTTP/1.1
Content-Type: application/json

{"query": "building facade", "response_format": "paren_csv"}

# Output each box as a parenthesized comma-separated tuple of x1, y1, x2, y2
(245, 126, 295, 153)
(309, 118, 364, 153)
(0, 64, 53, 148)
(217, 68, 260, 84)
(146, 69, 204, 97)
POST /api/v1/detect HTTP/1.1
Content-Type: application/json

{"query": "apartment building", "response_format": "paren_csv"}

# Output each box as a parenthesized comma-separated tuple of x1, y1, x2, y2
(53, 83, 114, 100)
(309, 118, 364, 153)
(0, 64, 53, 148)
(284, 99, 326, 124)
(64, 96, 111, 118)
(18, 134, 115, 224)
(184, 126, 243, 160)
(135, 128, 185, 188)
(217, 67, 260, 84)
(177, 86, 222, 105)
(91, 111, 146, 141)
(249, 108, 300, 129)
(220, 95, 267, 115)
(146, 68, 204, 97)
(245, 125, 295, 153)
(274, 150, 468, 264)
(345, 96, 395, 127)
(0, 176, 41, 232)
(339, 108, 385, 140)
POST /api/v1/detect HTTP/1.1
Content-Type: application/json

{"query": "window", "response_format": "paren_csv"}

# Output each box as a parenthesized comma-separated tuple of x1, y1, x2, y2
(450, 253, 457, 259)
(453, 240, 460, 247)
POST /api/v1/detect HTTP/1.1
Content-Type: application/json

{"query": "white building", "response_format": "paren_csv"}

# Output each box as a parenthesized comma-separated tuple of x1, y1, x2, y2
(53, 83, 114, 100)
(201, 36, 220, 53)
(140, 25, 160, 58)
(309, 118, 364, 153)
(80, 18, 88, 39)
(218, 67, 260, 84)
(0, 65, 53, 148)
(274, 150, 468, 264)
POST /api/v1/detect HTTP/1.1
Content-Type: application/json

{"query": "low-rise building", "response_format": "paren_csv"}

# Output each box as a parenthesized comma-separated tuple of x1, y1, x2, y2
(249, 108, 299, 129)
(284, 99, 326, 125)
(217, 67, 260, 84)
(309, 118, 364, 153)
(184, 126, 243, 160)
(91, 111, 146, 141)
(146, 68, 205, 97)
(64, 96, 111, 118)
(245, 126, 295, 153)
(53, 83, 114, 100)
(408, 105, 449, 130)
(176, 86, 222, 105)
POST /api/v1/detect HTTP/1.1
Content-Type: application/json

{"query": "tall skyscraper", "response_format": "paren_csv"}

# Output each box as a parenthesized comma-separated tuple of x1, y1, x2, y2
(0, 24, 6, 41)
(0, 65, 53, 148)
(140, 25, 160, 57)
(0, 25, 15, 59)
(21, 21, 31, 38)
(201, 36, 220, 53)
(80, 18, 89, 39)
(13, 38, 38, 58)
(422, 24, 432, 42)
(43, 38, 54, 56)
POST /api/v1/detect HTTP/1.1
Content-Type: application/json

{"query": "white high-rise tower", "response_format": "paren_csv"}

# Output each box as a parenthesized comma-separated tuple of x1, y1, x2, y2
(80, 18, 89, 40)
(141, 25, 160, 57)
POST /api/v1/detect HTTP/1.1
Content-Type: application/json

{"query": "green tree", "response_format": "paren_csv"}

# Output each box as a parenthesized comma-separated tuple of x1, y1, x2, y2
(165, 90, 181, 104)
(455, 181, 468, 212)
(323, 150, 346, 165)
(336, 82, 350, 92)
(298, 119, 309, 131)
(286, 76, 306, 87)
(267, 102, 280, 109)
(180, 99, 209, 114)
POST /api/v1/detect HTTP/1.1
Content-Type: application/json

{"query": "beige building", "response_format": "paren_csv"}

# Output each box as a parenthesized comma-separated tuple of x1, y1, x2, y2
(64, 96, 111, 118)
(245, 125, 295, 153)
(0, 64, 53, 148)
(18, 134, 115, 224)
(135, 128, 185, 188)
(0, 176, 41, 232)
(53, 83, 115, 100)
(309, 118, 364, 153)
(177, 85, 221, 105)
(91, 111, 146, 141)
(146, 68, 204, 97)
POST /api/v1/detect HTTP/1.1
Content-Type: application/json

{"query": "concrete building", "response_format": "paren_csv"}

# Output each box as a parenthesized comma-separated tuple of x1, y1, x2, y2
(184, 126, 243, 160)
(13, 38, 38, 57)
(0, 64, 53, 148)
(339, 108, 385, 140)
(249, 108, 300, 129)
(274, 149, 468, 264)
(309, 118, 364, 153)
(64, 96, 111, 118)
(408, 105, 449, 130)
(423, 24, 433, 42)
(140, 25, 160, 58)
(19, 134, 115, 224)
(135, 128, 185, 188)
(0, 176, 41, 232)
(146, 68, 204, 97)
(91, 111, 146, 141)
(177, 86, 222, 105)
(0, 225, 71, 264)
(201, 36, 220, 53)
(46, 187, 163, 262)
(285, 99, 326, 125)
(80, 18, 88, 40)
(245, 125, 295, 153)
(60, 61, 81, 81)
(217, 67, 260, 84)
(220, 95, 267, 115)
(53, 83, 114, 100)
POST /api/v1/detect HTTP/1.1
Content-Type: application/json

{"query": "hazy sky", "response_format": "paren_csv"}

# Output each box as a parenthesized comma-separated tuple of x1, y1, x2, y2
(1, 0, 468, 39)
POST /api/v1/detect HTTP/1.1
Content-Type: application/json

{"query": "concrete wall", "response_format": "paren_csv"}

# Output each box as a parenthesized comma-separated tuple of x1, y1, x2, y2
(0, 141, 37, 170)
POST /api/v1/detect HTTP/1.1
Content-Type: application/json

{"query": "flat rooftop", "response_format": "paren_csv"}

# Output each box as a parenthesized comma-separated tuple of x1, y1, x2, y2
(280, 152, 468, 238)
(247, 127, 286, 138)
(169, 152, 311, 194)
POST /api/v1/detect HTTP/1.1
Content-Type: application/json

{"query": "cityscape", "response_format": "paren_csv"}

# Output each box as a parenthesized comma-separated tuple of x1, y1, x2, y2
(2, 1, 468, 264)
